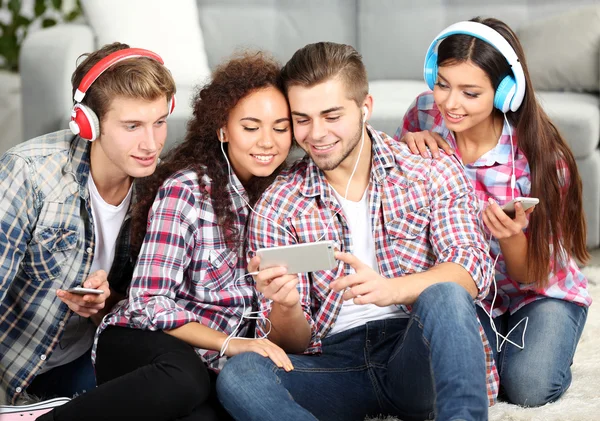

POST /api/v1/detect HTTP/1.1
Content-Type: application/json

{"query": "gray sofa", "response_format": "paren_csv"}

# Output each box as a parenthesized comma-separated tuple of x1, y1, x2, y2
(17, 0, 600, 247)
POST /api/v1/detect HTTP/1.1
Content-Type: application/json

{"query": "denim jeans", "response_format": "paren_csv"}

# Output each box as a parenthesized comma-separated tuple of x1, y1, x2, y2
(217, 283, 488, 421)
(26, 348, 96, 400)
(477, 297, 588, 407)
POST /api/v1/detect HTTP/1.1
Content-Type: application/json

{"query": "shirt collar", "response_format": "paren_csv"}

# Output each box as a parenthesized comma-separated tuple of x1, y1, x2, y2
(224, 168, 249, 210)
(470, 118, 517, 167)
(71, 134, 140, 205)
(428, 105, 518, 167)
(298, 124, 401, 198)
(70, 135, 92, 198)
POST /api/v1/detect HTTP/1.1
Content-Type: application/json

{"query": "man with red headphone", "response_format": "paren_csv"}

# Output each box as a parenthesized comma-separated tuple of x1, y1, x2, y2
(0, 42, 176, 412)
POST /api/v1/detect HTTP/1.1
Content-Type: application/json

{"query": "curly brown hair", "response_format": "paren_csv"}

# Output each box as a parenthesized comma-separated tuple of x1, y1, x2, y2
(131, 51, 286, 257)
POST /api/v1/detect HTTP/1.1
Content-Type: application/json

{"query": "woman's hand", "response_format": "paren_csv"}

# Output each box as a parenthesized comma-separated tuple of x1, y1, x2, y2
(483, 199, 535, 240)
(226, 338, 294, 372)
(400, 130, 453, 158)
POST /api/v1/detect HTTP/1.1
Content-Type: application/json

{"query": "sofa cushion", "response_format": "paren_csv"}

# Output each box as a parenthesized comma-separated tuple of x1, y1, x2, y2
(368, 80, 429, 136)
(536, 92, 600, 158)
(196, 0, 356, 68)
(517, 5, 600, 93)
(82, 0, 211, 90)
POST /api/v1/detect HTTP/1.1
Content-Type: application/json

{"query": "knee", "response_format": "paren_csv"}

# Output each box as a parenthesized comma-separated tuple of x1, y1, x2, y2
(415, 283, 474, 319)
(217, 352, 268, 399)
(501, 368, 569, 407)
(157, 352, 211, 405)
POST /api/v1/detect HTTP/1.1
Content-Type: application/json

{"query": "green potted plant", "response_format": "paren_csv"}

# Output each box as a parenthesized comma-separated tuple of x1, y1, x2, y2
(0, 0, 82, 72)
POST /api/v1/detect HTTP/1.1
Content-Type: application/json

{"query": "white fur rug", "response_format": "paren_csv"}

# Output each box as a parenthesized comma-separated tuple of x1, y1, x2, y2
(370, 266, 600, 421)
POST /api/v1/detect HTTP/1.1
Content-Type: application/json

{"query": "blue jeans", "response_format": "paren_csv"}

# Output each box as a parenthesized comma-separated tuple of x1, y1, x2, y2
(476, 298, 588, 407)
(217, 283, 488, 421)
(26, 348, 96, 399)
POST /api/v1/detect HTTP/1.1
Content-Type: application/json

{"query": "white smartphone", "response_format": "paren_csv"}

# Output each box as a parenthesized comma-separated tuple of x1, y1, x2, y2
(256, 241, 337, 274)
(501, 197, 539, 215)
(66, 287, 104, 295)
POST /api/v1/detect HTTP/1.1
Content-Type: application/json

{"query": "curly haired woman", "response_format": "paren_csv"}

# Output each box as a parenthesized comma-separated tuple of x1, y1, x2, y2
(37, 51, 293, 421)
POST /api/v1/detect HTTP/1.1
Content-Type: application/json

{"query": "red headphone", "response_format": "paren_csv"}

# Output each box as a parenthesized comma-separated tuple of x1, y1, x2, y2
(69, 48, 176, 141)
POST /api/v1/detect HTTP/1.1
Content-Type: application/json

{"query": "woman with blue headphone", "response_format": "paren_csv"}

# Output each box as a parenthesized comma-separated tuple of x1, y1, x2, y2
(396, 17, 591, 407)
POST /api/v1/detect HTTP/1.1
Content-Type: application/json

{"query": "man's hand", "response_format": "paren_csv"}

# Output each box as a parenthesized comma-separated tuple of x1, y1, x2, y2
(56, 270, 111, 318)
(248, 256, 299, 308)
(330, 252, 398, 306)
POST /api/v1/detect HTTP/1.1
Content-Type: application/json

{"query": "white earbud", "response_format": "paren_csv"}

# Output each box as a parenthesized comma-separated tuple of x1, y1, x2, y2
(362, 106, 368, 123)
(219, 128, 225, 142)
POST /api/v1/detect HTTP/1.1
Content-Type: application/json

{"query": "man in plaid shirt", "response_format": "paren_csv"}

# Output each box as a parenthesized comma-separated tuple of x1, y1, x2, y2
(217, 42, 495, 421)
(0, 43, 175, 407)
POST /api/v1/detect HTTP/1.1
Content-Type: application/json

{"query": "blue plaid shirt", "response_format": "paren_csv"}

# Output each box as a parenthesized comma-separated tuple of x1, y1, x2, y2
(0, 130, 134, 404)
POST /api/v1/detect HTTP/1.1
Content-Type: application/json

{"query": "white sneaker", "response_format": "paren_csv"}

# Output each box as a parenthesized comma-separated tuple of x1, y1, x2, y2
(0, 397, 70, 419)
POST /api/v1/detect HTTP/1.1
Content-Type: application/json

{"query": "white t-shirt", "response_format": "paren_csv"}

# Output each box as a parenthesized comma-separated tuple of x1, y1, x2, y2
(327, 187, 405, 337)
(87, 175, 133, 275)
(40, 175, 132, 373)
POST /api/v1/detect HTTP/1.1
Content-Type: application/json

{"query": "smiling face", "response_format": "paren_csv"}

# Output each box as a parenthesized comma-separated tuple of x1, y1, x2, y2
(223, 86, 292, 183)
(433, 59, 497, 135)
(91, 95, 169, 180)
(287, 77, 367, 172)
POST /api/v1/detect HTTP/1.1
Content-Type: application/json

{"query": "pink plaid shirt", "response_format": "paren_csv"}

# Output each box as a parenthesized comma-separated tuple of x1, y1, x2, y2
(95, 169, 254, 371)
(248, 126, 499, 404)
(398, 91, 591, 318)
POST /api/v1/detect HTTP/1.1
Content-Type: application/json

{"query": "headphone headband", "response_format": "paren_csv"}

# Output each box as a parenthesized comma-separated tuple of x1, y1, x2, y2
(70, 47, 174, 141)
(423, 21, 526, 112)
(73, 48, 165, 103)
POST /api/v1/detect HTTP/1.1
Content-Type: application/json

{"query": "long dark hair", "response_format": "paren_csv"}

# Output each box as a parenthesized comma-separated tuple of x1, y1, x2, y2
(131, 51, 286, 257)
(438, 17, 589, 287)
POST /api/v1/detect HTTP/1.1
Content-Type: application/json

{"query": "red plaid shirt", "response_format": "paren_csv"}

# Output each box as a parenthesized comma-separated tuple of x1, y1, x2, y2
(95, 169, 254, 370)
(248, 126, 499, 404)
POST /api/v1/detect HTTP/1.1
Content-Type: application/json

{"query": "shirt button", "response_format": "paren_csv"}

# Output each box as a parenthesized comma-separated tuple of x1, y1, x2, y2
(59, 321, 65, 327)
(16, 387, 22, 393)
(40, 354, 46, 361)
(86, 247, 93, 254)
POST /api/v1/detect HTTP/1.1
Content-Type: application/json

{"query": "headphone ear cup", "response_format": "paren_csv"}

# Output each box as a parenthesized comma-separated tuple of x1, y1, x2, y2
(424, 52, 438, 90)
(494, 75, 517, 113)
(70, 104, 100, 141)
(168, 95, 176, 116)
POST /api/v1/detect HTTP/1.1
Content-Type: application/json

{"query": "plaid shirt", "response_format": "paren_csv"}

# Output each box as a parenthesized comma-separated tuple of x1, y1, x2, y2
(398, 91, 591, 317)
(97, 169, 254, 371)
(0, 130, 134, 405)
(248, 126, 498, 404)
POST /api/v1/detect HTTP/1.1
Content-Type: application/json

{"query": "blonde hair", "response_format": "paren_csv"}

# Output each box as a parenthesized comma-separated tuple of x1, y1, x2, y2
(71, 42, 177, 123)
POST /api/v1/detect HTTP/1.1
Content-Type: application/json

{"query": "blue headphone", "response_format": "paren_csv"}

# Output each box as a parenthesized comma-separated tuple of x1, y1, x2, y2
(423, 21, 526, 113)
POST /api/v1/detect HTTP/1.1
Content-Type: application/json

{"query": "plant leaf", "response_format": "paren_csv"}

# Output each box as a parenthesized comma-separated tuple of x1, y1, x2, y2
(8, 0, 20, 15)
(15, 15, 32, 27)
(42, 18, 57, 28)
(65, 10, 79, 22)
(34, 0, 46, 17)
(0, 34, 19, 71)
(51, 0, 62, 11)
